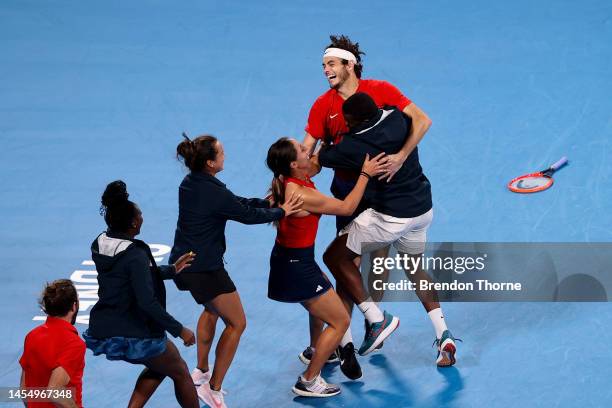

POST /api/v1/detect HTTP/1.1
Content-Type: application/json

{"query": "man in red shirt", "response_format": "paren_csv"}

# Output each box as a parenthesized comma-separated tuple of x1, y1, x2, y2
(304, 35, 432, 182)
(20, 279, 85, 408)
(300, 35, 441, 379)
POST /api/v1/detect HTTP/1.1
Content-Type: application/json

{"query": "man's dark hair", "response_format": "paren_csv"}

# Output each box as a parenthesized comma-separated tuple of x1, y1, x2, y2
(39, 279, 78, 317)
(343, 92, 379, 128)
(326, 35, 365, 78)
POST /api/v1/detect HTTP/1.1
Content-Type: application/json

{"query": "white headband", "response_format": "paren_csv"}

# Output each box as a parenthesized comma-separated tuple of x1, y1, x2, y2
(323, 47, 357, 63)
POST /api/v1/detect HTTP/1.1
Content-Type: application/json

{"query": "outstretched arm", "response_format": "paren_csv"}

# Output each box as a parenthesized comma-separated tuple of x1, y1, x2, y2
(217, 189, 285, 225)
(235, 196, 271, 208)
(289, 153, 386, 216)
(317, 143, 364, 170)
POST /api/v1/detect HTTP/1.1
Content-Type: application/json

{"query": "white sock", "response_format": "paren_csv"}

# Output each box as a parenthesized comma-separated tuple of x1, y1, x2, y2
(357, 297, 384, 324)
(340, 327, 353, 347)
(428, 308, 448, 339)
(301, 374, 317, 384)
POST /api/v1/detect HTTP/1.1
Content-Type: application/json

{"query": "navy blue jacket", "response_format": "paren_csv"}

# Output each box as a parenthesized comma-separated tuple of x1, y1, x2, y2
(318, 108, 432, 218)
(169, 172, 285, 272)
(88, 231, 183, 339)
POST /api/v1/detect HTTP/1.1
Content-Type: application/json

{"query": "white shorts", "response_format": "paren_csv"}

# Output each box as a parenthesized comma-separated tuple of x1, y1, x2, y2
(341, 208, 433, 255)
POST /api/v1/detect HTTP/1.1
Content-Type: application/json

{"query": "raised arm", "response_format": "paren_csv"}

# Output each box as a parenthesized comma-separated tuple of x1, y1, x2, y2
(288, 153, 385, 216)
(400, 103, 431, 158)
(380, 103, 432, 181)
(303, 132, 319, 156)
(304, 132, 322, 177)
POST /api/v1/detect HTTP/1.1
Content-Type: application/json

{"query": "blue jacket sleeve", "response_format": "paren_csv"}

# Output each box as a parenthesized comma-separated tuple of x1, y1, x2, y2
(127, 251, 183, 337)
(318, 144, 363, 170)
(235, 196, 271, 208)
(217, 188, 284, 225)
(158, 265, 176, 280)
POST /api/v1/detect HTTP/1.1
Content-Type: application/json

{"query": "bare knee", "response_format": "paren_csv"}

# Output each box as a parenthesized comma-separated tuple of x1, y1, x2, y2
(338, 313, 350, 334)
(322, 246, 336, 269)
(310, 315, 324, 330)
(167, 358, 190, 381)
(226, 316, 247, 335)
(139, 367, 165, 382)
(236, 318, 247, 334)
(328, 311, 350, 334)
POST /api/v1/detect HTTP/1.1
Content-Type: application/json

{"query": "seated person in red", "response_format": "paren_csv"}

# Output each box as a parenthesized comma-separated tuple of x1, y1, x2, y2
(20, 279, 85, 407)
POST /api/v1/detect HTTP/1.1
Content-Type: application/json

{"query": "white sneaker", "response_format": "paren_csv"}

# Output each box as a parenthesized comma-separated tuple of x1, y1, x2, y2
(191, 368, 211, 386)
(197, 382, 227, 408)
(292, 374, 341, 398)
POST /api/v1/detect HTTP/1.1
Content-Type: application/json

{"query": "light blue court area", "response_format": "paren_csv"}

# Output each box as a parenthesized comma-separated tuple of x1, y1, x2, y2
(1, 0, 611, 407)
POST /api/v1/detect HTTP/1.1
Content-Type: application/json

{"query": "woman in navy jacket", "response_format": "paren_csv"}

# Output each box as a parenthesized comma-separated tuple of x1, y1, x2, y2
(84, 180, 199, 408)
(169, 134, 302, 407)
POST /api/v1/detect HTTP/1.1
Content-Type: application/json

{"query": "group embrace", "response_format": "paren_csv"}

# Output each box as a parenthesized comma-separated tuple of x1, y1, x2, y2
(19, 35, 458, 408)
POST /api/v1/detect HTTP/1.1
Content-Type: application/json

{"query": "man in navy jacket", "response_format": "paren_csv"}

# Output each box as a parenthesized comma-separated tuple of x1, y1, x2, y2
(318, 93, 458, 367)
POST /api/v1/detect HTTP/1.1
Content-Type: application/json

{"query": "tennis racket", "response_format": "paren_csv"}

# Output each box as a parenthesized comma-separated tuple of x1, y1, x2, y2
(508, 157, 568, 193)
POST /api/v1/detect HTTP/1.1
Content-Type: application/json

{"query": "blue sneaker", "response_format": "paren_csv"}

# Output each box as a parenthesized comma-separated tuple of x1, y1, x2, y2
(434, 330, 461, 367)
(358, 311, 399, 356)
(363, 319, 384, 351)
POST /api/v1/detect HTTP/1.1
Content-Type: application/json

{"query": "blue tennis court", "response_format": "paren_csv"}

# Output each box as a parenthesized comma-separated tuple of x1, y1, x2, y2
(1, 0, 611, 406)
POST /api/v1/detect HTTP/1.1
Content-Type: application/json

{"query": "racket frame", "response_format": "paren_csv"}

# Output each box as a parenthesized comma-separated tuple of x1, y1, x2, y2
(507, 157, 568, 193)
(508, 172, 553, 193)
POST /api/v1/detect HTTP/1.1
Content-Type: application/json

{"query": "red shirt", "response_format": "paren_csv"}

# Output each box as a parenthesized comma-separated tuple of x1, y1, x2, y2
(19, 317, 86, 408)
(276, 176, 321, 248)
(305, 79, 412, 145)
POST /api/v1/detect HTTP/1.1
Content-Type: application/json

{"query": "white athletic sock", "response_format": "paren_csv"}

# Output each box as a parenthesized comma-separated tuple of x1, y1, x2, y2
(357, 297, 384, 324)
(428, 308, 448, 339)
(340, 327, 353, 347)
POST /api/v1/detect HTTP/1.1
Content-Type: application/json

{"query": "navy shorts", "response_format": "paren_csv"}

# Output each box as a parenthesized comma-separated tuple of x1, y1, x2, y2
(174, 268, 236, 304)
(268, 244, 333, 303)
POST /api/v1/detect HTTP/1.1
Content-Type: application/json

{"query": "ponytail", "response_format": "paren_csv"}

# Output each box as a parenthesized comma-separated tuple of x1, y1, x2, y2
(266, 137, 298, 208)
(270, 174, 286, 207)
(177, 134, 218, 172)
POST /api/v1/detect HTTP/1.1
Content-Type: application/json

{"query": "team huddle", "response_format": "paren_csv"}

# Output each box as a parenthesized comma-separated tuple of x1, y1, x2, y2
(19, 35, 458, 408)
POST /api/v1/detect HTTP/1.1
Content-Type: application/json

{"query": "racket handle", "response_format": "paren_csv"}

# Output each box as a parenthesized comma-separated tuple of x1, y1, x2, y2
(550, 156, 568, 171)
